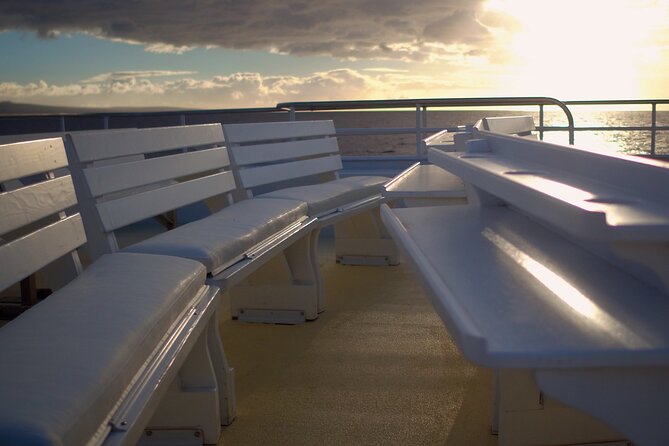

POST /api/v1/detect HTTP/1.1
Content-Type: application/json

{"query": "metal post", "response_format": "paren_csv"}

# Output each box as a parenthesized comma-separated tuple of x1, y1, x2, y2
(422, 106, 428, 155)
(415, 104, 422, 156)
(180, 113, 186, 126)
(651, 103, 657, 156)
(288, 107, 296, 121)
(539, 105, 544, 141)
(102, 116, 109, 129)
(59, 116, 66, 132)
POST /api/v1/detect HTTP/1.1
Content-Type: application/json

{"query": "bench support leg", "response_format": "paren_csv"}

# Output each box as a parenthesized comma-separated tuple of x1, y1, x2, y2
(144, 325, 222, 444)
(496, 370, 627, 446)
(209, 310, 236, 426)
(536, 367, 669, 446)
(334, 207, 399, 266)
(229, 231, 321, 324)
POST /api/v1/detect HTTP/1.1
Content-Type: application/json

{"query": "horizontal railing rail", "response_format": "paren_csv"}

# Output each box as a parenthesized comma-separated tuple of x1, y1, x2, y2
(1, 97, 668, 157)
(278, 97, 575, 154)
(563, 99, 669, 156)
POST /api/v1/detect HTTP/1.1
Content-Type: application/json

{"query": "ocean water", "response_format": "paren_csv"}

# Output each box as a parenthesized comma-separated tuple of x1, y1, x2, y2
(2, 108, 667, 157)
(295, 110, 669, 157)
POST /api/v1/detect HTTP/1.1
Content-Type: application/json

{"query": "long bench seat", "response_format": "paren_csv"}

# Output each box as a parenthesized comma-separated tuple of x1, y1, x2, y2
(124, 197, 308, 276)
(383, 204, 669, 368)
(0, 138, 234, 445)
(65, 124, 321, 324)
(0, 253, 218, 445)
(223, 120, 397, 266)
(381, 119, 669, 446)
(258, 175, 387, 217)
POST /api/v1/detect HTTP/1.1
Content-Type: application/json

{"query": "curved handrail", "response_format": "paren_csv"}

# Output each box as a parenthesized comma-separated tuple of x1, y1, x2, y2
(277, 96, 576, 145)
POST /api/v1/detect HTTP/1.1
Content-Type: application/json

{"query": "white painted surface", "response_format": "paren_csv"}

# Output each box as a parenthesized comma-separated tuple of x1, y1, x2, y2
(0, 138, 68, 183)
(0, 176, 77, 235)
(477, 116, 535, 135)
(239, 156, 343, 188)
(224, 120, 335, 143)
(0, 214, 85, 291)
(382, 204, 669, 368)
(83, 147, 230, 197)
(96, 171, 236, 231)
(385, 163, 466, 199)
(231, 137, 339, 166)
(69, 124, 224, 162)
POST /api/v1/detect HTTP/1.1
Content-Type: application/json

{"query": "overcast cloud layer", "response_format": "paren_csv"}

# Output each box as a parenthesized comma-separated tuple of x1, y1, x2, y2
(0, 0, 497, 61)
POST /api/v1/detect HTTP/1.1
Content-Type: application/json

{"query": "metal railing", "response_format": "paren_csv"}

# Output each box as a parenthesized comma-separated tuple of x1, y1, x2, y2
(2, 97, 669, 157)
(563, 99, 669, 156)
(278, 96, 576, 153)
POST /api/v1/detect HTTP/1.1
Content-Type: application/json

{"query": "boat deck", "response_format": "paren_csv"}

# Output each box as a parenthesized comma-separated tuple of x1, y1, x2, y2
(216, 235, 496, 445)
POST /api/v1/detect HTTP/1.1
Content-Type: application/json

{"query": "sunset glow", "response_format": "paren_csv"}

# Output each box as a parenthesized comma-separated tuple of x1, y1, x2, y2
(0, 0, 668, 108)
(482, 0, 669, 98)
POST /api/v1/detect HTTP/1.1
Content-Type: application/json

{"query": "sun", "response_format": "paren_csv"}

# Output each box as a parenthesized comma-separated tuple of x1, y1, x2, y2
(481, 0, 668, 99)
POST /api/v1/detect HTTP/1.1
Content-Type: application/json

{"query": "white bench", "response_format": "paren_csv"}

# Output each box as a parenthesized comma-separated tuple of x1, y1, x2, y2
(384, 116, 536, 208)
(0, 130, 180, 230)
(0, 137, 234, 445)
(65, 124, 320, 324)
(383, 162, 466, 207)
(380, 127, 669, 445)
(223, 120, 398, 266)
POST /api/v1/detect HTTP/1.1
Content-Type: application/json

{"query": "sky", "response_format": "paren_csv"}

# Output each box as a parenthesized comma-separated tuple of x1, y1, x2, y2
(1, 0, 668, 109)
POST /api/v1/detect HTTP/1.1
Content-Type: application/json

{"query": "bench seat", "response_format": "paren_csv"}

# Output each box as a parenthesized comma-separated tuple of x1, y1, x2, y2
(124, 197, 308, 275)
(258, 175, 387, 216)
(381, 124, 669, 444)
(223, 120, 397, 266)
(381, 204, 669, 368)
(0, 252, 208, 446)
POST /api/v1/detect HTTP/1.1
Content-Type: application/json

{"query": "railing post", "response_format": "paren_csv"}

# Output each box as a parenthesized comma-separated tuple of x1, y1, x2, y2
(651, 102, 657, 156)
(415, 104, 422, 155)
(102, 116, 109, 130)
(288, 107, 296, 121)
(179, 113, 186, 126)
(59, 116, 66, 132)
(422, 106, 428, 154)
(539, 105, 544, 141)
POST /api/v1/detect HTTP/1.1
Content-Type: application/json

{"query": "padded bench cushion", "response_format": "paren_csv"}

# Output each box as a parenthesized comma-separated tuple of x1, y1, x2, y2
(0, 252, 206, 446)
(259, 176, 388, 216)
(124, 197, 307, 273)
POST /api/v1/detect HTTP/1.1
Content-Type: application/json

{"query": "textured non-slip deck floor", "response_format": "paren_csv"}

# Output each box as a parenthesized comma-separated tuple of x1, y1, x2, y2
(217, 238, 497, 445)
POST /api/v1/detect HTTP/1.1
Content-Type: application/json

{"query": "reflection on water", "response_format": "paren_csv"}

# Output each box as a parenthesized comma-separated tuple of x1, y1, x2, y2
(538, 110, 668, 156)
(317, 109, 669, 156)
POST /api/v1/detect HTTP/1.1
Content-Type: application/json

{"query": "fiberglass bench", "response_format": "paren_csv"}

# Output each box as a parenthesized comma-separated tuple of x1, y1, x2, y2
(380, 127, 669, 446)
(222, 120, 398, 266)
(65, 124, 320, 324)
(384, 116, 537, 208)
(0, 137, 234, 445)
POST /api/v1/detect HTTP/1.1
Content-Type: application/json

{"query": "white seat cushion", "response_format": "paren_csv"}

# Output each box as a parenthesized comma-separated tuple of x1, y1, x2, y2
(0, 252, 206, 446)
(259, 176, 388, 216)
(124, 197, 307, 273)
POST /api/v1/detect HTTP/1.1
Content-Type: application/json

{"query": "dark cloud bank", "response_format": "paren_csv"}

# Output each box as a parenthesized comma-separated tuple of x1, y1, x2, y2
(0, 0, 495, 60)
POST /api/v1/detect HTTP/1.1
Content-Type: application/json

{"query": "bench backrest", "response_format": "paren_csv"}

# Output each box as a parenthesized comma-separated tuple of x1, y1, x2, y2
(223, 120, 341, 197)
(65, 124, 232, 260)
(475, 116, 535, 137)
(0, 138, 84, 295)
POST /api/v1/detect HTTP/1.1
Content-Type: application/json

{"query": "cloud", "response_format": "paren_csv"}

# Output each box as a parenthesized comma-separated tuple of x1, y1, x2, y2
(0, 0, 497, 61)
(0, 67, 482, 108)
(82, 70, 198, 83)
